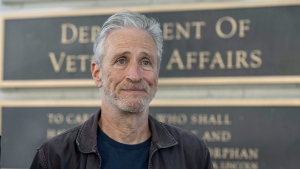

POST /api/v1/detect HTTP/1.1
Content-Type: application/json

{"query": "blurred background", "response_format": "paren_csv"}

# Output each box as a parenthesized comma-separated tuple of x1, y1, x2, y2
(0, 0, 300, 168)
(0, 0, 299, 107)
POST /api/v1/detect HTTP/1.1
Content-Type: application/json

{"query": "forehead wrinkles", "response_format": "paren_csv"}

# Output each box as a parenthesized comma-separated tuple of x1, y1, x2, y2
(104, 28, 157, 57)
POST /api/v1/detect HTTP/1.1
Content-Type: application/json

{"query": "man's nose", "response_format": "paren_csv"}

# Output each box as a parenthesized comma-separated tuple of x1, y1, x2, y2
(126, 63, 142, 82)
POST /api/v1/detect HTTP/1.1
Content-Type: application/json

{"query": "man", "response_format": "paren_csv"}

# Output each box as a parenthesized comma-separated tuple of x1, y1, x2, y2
(30, 10, 213, 169)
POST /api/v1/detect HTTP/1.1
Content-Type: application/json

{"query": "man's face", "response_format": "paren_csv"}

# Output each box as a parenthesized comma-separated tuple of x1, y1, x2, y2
(98, 28, 159, 113)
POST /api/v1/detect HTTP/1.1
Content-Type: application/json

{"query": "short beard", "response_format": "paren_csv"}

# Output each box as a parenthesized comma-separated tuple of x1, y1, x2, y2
(100, 74, 157, 113)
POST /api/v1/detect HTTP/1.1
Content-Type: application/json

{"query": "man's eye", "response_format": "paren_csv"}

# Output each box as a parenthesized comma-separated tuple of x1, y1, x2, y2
(117, 59, 126, 65)
(142, 60, 150, 66)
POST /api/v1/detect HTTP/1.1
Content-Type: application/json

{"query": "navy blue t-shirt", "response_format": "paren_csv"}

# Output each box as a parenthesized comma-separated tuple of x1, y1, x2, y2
(97, 127, 151, 169)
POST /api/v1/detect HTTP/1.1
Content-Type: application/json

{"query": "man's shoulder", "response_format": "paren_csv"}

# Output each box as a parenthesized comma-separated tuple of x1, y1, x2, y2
(32, 124, 87, 168)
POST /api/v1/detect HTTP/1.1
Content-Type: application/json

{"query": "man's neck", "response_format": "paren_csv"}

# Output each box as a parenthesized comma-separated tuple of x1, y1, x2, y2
(99, 104, 151, 145)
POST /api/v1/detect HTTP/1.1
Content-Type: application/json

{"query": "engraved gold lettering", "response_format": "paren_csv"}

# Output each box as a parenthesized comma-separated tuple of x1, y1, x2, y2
(155, 113, 187, 125)
(163, 21, 206, 40)
(250, 50, 262, 68)
(61, 24, 101, 44)
(190, 114, 232, 125)
(212, 161, 219, 169)
(186, 51, 197, 69)
(226, 51, 233, 69)
(236, 50, 249, 69)
(239, 19, 251, 38)
(202, 130, 231, 142)
(66, 113, 91, 125)
(91, 26, 101, 43)
(176, 22, 190, 40)
(167, 50, 261, 70)
(209, 52, 225, 69)
(61, 23, 78, 44)
(49, 52, 66, 72)
(78, 26, 90, 44)
(66, 55, 77, 72)
(209, 147, 259, 160)
(77, 55, 90, 72)
(47, 113, 64, 124)
(191, 21, 206, 39)
(47, 129, 57, 139)
(47, 129, 67, 139)
(166, 49, 185, 70)
(163, 23, 174, 40)
(216, 16, 237, 39)
(216, 161, 259, 169)
(216, 17, 251, 39)
(49, 52, 92, 73)
(199, 51, 210, 69)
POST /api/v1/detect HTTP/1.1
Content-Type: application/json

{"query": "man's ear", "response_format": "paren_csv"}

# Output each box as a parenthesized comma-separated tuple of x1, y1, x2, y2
(91, 62, 102, 88)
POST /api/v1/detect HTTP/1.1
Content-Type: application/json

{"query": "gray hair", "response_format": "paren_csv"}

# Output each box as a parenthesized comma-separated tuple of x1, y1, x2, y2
(93, 10, 163, 69)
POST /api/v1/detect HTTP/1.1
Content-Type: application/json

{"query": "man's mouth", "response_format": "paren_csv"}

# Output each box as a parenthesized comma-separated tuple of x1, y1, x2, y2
(122, 88, 145, 93)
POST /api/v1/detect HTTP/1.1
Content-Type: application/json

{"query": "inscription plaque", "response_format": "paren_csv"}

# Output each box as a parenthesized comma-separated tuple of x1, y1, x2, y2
(1, 104, 299, 168)
(1, 2, 300, 87)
